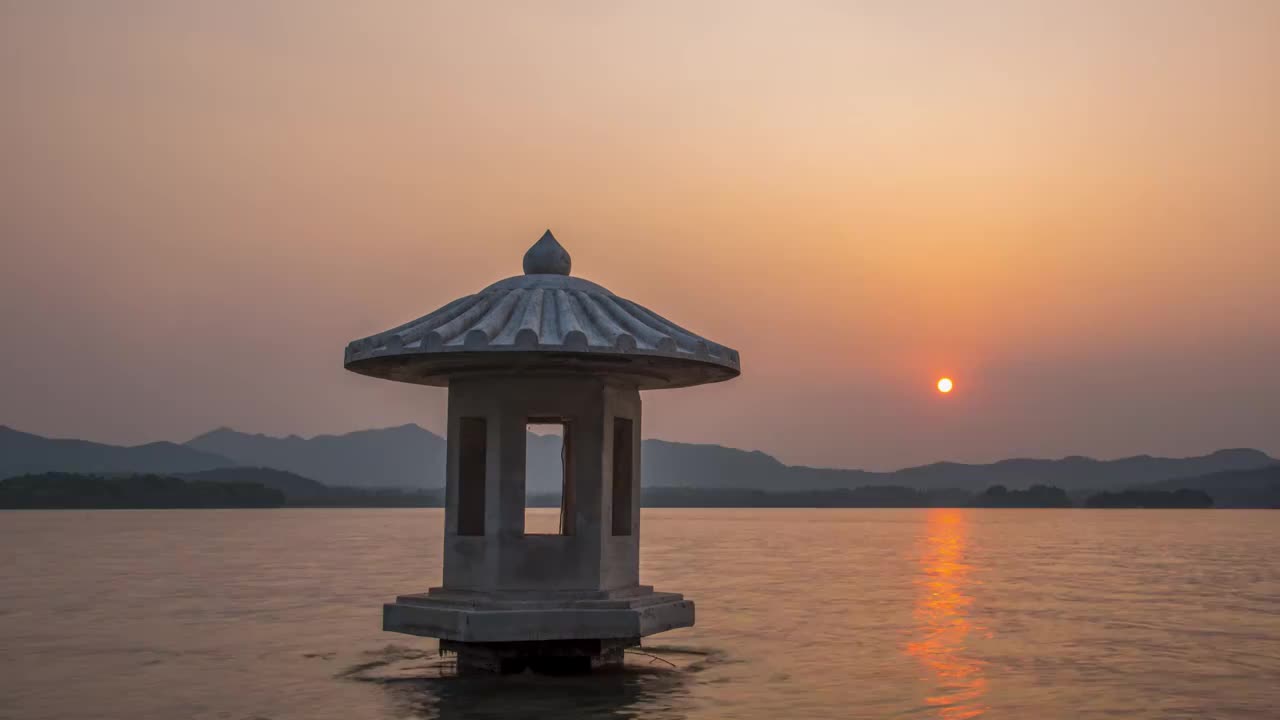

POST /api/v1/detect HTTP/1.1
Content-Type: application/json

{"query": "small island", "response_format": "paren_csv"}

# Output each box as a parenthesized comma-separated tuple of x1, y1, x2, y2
(971, 484, 1073, 508)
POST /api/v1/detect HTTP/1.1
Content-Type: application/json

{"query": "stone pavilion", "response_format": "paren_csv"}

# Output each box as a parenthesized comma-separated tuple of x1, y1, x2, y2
(343, 230, 741, 672)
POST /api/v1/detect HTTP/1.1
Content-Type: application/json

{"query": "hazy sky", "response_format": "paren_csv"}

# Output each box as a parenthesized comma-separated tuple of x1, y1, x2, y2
(2, 1, 1278, 470)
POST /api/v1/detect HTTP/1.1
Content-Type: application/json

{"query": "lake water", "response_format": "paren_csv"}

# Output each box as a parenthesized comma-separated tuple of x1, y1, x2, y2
(2, 509, 1278, 719)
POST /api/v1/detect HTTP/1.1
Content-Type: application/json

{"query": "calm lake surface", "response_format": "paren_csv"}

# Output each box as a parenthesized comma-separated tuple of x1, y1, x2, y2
(2, 509, 1278, 719)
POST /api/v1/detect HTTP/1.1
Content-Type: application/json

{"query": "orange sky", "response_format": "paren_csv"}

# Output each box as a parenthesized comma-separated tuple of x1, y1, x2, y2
(2, 1, 1277, 469)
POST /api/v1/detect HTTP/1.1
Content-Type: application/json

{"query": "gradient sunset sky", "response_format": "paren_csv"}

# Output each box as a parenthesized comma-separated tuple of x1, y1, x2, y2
(2, 2, 1277, 470)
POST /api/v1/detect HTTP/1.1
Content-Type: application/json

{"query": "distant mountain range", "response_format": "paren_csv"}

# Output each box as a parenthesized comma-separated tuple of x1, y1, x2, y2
(0, 425, 233, 478)
(3, 424, 1275, 496)
(187, 425, 446, 490)
(640, 440, 1274, 492)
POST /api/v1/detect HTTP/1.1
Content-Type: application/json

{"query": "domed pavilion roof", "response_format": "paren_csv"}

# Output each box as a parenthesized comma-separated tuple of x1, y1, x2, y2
(343, 231, 741, 389)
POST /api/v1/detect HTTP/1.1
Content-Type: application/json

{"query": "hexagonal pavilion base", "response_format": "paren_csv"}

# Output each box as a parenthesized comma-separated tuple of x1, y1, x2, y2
(382, 585, 694, 673)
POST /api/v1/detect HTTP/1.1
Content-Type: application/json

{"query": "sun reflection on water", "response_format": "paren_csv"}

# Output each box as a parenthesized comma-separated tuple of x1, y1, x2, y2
(905, 509, 988, 719)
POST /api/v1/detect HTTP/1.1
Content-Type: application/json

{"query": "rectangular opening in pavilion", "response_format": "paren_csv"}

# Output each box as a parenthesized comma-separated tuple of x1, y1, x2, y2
(525, 420, 574, 535)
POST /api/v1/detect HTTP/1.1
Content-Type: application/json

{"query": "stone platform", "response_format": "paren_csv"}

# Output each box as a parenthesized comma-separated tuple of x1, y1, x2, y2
(383, 585, 694, 645)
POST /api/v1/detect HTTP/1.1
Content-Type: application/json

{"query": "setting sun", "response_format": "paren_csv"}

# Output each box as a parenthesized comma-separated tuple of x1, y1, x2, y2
(937, 378, 954, 394)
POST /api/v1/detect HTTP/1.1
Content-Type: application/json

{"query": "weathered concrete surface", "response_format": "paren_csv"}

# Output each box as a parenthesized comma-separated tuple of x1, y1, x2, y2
(384, 585, 694, 643)
(441, 376, 641, 593)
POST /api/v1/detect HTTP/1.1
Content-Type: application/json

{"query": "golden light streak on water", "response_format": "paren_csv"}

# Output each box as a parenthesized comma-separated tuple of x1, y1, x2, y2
(906, 509, 988, 719)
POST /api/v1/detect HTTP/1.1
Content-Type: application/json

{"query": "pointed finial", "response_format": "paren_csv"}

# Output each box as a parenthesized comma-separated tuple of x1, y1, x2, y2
(523, 229, 572, 275)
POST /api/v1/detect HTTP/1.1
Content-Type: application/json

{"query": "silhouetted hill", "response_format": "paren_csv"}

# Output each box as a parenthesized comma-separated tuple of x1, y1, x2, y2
(1140, 465, 1280, 508)
(0, 472, 284, 509)
(640, 439, 877, 490)
(639, 485, 971, 508)
(870, 450, 1275, 492)
(0, 425, 234, 480)
(1085, 489, 1214, 509)
(178, 466, 443, 507)
(186, 425, 446, 489)
(178, 467, 331, 501)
